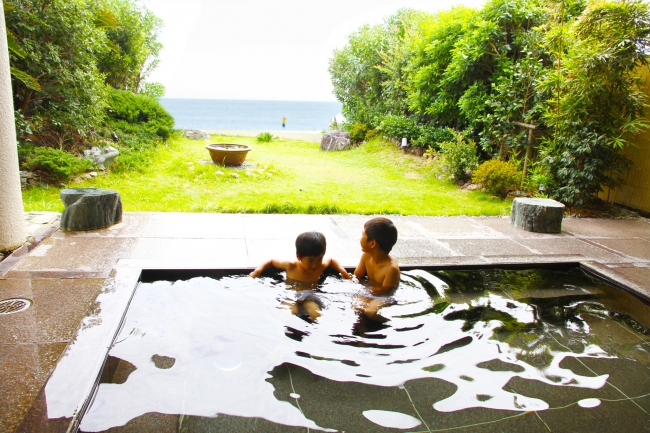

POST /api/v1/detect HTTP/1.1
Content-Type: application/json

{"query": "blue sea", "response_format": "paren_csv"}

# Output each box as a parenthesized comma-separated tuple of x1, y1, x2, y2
(158, 99, 342, 132)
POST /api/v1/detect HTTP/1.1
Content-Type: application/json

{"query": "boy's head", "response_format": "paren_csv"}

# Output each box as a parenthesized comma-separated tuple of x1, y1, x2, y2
(295, 231, 326, 258)
(363, 217, 398, 254)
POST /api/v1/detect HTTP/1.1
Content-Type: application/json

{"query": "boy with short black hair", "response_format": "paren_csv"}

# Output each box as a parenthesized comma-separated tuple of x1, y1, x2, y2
(354, 217, 400, 318)
(250, 231, 351, 321)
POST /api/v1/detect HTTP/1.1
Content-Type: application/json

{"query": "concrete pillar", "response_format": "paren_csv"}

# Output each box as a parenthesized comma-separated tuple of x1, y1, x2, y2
(0, 6, 25, 252)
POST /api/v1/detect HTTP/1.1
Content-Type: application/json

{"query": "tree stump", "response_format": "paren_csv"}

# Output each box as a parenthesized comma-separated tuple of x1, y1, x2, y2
(60, 188, 122, 231)
(510, 198, 565, 233)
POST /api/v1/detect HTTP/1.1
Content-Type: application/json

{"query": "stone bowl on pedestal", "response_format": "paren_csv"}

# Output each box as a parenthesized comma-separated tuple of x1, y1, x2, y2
(206, 144, 251, 166)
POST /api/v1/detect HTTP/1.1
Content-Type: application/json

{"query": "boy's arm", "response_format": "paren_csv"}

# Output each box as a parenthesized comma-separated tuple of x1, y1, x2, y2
(328, 258, 351, 279)
(250, 259, 290, 278)
(353, 253, 368, 280)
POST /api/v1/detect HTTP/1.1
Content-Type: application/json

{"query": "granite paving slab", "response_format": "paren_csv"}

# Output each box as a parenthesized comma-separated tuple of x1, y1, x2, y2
(243, 214, 338, 240)
(128, 238, 248, 262)
(0, 342, 67, 433)
(588, 238, 650, 261)
(13, 237, 139, 277)
(397, 216, 506, 239)
(472, 217, 572, 239)
(389, 238, 460, 258)
(440, 238, 536, 256)
(562, 218, 650, 239)
(141, 212, 245, 239)
(51, 213, 151, 239)
(514, 238, 635, 263)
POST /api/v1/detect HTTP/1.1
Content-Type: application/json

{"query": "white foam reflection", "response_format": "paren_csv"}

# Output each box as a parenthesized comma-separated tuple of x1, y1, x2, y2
(80, 272, 612, 432)
(362, 409, 422, 429)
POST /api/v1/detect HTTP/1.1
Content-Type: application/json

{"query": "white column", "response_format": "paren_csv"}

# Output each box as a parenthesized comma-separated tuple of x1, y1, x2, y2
(0, 5, 25, 252)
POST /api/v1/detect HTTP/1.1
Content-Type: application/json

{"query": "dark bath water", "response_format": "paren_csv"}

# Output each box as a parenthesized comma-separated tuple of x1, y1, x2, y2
(81, 268, 650, 432)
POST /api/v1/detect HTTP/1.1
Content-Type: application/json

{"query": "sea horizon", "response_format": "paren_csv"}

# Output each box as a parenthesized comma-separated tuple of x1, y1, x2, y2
(158, 98, 342, 132)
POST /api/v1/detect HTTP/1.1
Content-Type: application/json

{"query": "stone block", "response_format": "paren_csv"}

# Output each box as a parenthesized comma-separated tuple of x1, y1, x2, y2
(511, 198, 565, 233)
(321, 131, 352, 151)
(60, 188, 122, 231)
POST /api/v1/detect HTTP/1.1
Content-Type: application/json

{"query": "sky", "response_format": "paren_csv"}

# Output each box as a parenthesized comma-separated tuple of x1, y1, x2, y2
(142, 0, 486, 102)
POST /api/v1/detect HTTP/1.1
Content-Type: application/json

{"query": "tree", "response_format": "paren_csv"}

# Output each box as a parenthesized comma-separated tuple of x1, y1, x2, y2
(96, 0, 164, 94)
(6, 0, 109, 150)
(539, 0, 650, 205)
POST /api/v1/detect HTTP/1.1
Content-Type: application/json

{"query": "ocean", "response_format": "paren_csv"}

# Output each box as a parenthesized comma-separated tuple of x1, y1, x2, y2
(158, 99, 342, 132)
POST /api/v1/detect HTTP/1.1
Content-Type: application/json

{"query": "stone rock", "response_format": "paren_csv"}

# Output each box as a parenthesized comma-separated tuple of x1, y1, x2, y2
(83, 146, 120, 169)
(184, 130, 210, 140)
(466, 184, 480, 191)
(320, 130, 352, 151)
(60, 188, 122, 231)
(511, 197, 565, 233)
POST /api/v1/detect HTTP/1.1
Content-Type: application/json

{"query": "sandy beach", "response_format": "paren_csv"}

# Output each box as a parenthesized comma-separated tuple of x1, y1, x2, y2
(206, 130, 323, 143)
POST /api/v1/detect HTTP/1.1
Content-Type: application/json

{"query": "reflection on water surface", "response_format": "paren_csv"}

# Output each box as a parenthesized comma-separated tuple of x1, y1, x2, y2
(80, 268, 650, 432)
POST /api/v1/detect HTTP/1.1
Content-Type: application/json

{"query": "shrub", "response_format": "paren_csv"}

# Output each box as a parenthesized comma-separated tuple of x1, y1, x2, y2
(365, 129, 378, 141)
(22, 147, 92, 181)
(472, 159, 522, 197)
(433, 129, 479, 181)
(348, 123, 368, 144)
(256, 132, 273, 142)
(106, 88, 174, 140)
(378, 115, 421, 142)
(413, 125, 454, 149)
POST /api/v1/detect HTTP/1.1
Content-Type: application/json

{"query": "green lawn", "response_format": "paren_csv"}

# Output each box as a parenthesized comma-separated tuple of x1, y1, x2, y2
(22, 135, 511, 215)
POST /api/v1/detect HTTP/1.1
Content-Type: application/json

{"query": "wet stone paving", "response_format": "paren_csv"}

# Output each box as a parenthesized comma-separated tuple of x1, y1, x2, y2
(0, 212, 649, 432)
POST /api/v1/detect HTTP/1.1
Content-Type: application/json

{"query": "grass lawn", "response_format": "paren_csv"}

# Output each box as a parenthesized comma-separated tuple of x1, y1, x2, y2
(22, 135, 511, 215)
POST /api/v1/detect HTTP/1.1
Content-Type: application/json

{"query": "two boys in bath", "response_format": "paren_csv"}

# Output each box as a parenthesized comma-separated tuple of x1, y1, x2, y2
(250, 217, 400, 321)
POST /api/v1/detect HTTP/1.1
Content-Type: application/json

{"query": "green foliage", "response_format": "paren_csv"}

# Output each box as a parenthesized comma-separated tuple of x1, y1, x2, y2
(110, 132, 160, 173)
(22, 147, 92, 181)
(472, 159, 522, 197)
(538, 0, 650, 206)
(6, 0, 165, 182)
(434, 130, 479, 181)
(348, 123, 368, 144)
(328, 0, 650, 207)
(378, 115, 421, 141)
(96, 0, 163, 92)
(256, 132, 274, 143)
(6, 0, 110, 149)
(328, 9, 426, 127)
(413, 125, 454, 149)
(365, 129, 379, 141)
(139, 82, 166, 99)
(106, 88, 174, 140)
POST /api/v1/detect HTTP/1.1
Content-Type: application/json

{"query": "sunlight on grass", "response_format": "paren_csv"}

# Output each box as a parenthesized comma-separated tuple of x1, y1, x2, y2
(22, 135, 511, 216)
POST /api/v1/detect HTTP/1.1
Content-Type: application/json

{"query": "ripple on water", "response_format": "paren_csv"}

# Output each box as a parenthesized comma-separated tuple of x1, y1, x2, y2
(79, 269, 649, 432)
